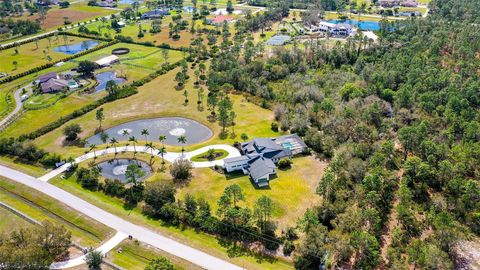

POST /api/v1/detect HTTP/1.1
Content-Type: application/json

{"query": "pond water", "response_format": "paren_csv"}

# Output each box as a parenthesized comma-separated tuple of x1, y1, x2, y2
(53, 40, 99, 55)
(97, 159, 152, 183)
(86, 117, 213, 146)
(95, 71, 126, 91)
(327, 19, 380, 31)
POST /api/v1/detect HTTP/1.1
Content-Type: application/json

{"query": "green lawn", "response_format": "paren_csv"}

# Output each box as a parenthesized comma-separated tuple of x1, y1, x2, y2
(0, 177, 114, 247)
(0, 207, 33, 233)
(0, 156, 47, 177)
(50, 173, 294, 270)
(110, 240, 199, 270)
(191, 149, 228, 162)
(0, 43, 183, 138)
(33, 62, 277, 156)
(0, 36, 102, 77)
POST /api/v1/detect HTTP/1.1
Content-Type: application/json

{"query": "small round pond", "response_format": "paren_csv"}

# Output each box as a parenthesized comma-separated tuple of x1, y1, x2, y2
(97, 159, 152, 183)
(87, 117, 213, 146)
(54, 40, 99, 55)
(95, 71, 126, 91)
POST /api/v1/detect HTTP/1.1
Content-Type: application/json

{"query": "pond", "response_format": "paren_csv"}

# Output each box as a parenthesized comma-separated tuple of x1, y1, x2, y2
(95, 71, 126, 91)
(118, 0, 142, 4)
(53, 40, 99, 55)
(86, 117, 213, 146)
(97, 159, 152, 183)
(327, 19, 380, 31)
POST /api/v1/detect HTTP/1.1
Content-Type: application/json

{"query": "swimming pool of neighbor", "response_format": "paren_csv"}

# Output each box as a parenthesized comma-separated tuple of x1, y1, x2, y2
(327, 19, 380, 31)
(86, 117, 213, 146)
(97, 159, 152, 183)
(95, 71, 126, 91)
(54, 40, 99, 55)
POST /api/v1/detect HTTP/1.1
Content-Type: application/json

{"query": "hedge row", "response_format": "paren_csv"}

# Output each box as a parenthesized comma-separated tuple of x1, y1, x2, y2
(19, 61, 181, 141)
(0, 32, 57, 51)
(0, 40, 118, 85)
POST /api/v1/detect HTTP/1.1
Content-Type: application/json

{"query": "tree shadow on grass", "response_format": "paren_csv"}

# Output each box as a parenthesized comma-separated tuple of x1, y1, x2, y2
(217, 238, 278, 264)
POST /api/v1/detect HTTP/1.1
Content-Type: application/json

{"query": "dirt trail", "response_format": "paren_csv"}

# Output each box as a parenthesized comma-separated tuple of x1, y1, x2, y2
(379, 169, 404, 268)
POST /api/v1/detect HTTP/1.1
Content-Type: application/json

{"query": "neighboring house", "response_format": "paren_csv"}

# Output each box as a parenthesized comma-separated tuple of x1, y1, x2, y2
(36, 0, 59, 6)
(141, 9, 170, 19)
(96, 0, 117, 7)
(41, 79, 69, 93)
(211, 15, 233, 25)
(306, 21, 353, 37)
(36, 72, 78, 93)
(224, 134, 307, 187)
(379, 0, 400, 7)
(95, 55, 119, 67)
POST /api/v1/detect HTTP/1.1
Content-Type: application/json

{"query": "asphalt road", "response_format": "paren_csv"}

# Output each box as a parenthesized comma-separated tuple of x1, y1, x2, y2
(0, 164, 243, 270)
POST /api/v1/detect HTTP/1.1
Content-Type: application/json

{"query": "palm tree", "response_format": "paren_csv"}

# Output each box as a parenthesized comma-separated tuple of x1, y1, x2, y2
(158, 146, 166, 171)
(145, 142, 155, 166)
(158, 135, 166, 150)
(122, 129, 130, 150)
(141, 128, 149, 145)
(177, 135, 187, 155)
(129, 136, 138, 159)
(110, 137, 118, 156)
(90, 144, 97, 159)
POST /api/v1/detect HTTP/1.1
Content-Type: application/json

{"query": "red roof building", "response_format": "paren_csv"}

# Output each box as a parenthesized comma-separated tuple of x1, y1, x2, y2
(212, 15, 233, 25)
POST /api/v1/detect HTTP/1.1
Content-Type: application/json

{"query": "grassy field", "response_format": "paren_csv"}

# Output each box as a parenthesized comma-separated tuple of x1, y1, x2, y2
(0, 177, 113, 246)
(175, 155, 327, 229)
(16, 3, 118, 30)
(33, 62, 278, 156)
(109, 240, 200, 270)
(0, 35, 101, 77)
(0, 156, 47, 177)
(0, 43, 183, 138)
(0, 206, 33, 233)
(50, 173, 295, 270)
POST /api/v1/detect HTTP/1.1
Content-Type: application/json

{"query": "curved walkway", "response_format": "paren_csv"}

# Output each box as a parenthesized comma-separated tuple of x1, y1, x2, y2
(50, 231, 128, 269)
(0, 164, 243, 270)
(38, 144, 241, 182)
(0, 88, 23, 128)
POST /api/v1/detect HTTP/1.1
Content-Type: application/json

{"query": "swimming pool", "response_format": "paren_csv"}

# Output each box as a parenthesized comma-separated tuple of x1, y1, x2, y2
(327, 19, 380, 31)
(54, 40, 99, 55)
(95, 71, 126, 91)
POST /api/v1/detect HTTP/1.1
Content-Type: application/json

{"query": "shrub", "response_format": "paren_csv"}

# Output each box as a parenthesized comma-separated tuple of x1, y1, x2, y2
(76, 167, 100, 190)
(169, 159, 193, 181)
(277, 158, 291, 169)
(283, 240, 295, 255)
(103, 178, 126, 197)
(63, 124, 82, 141)
(271, 122, 279, 132)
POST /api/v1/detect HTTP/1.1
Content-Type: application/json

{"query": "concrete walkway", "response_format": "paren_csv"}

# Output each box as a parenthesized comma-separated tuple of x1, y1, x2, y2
(50, 231, 128, 269)
(38, 144, 240, 182)
(0, 164, 243, 270)
(0, 88, 23, 128)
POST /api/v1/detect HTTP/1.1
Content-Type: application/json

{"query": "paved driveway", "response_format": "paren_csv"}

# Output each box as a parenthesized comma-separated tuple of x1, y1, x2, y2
(0, 164, 243, 270)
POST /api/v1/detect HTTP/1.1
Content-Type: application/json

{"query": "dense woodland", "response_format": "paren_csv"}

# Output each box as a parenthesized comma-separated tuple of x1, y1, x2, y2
(206, 0, 479, 269)
(0, 0, 478, 268)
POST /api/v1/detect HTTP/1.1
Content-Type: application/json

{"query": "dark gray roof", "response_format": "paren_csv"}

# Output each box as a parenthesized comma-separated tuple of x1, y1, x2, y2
(38, 72, 58, 83)
(224, 155, 250, 163)
(249, 158, 276, 181)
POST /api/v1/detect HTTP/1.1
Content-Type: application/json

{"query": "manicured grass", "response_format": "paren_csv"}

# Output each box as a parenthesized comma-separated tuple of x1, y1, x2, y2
(176, 155, 327, 229)
(0, 156, 47, 178)
(33, 63, 278, 156)
(0, 43, 183, 138)
(190, 149, 228, 162)
(0, 207, 33, 233)
(0, 177, 114, 246)
(50, 174, 294, 270)
(0, 35, 101, 77)
(109, 240, 198, 270)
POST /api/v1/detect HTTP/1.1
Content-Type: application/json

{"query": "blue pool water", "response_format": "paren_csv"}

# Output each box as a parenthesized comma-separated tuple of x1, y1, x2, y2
(282, 142, 294, 149)
(118, 0, 142, 4)
(95, 71, 126, 91)
(327, 19, 380, 31)
(53, 40, 99, 55)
